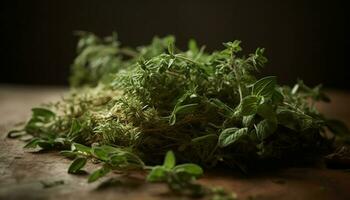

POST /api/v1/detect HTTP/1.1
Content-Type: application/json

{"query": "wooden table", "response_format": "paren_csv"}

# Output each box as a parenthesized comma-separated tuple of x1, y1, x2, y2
(1, 85, 350, 200)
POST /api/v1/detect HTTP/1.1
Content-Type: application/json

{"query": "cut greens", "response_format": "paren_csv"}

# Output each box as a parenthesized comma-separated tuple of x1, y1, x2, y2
(9, 32, 350, 197)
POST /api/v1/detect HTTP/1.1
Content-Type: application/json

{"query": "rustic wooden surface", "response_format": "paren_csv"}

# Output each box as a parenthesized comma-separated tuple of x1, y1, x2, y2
(1, 85, 350, 200)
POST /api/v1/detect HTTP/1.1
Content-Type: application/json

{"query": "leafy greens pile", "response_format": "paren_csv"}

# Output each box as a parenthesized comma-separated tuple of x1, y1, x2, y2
(9, 32, 349, 197)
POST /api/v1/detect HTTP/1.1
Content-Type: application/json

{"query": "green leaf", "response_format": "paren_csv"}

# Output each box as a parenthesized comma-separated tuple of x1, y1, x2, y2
(236, 95, 260, 116)
(218, 127, 248, 147)
(276, 108, 313, 131)
(92, 146, 109, 161)
(223, 40, 242, 53)
(257, 103, 276, 120)
(88, 166, 111, 183)
(169, 103, 198, 125)
(168, 42, 175, 55)
(163, 150, 176, 169)
(109, 154, 128, 166)
(252, 76, 276, 98)
(68, 157, 87, 174)
(31, 107, 56, 119)
(99, 145, 120, 154)
(167, 58, 175, 68)
(24, 138, 40, 148)
(72, 143, 91, 155)
(242, 115, 255, 128)
(37, 141, 54, 149)
(255, 119, 277, 140)
(173, 164, 203, 178)
(188, 39, 198, 53)
(68, 119, 82, 138)
(191, 134, 217, 144)
(60, 150, 77, 159)
(146, 166, 167, 182)
(122, 151, 145, 167)
(272, 89, 284, 104)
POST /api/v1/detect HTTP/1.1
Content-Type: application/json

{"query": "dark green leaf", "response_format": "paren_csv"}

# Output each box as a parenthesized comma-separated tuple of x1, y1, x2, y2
(255, 119, 277, 140)
(60, 150, 77, 159)
(109, 154, 128, 166)
(88, 166, 111, 183)
(218, 127, 248, 147)
(24, 138, 40, 148)
(272, 89, 284, 104)
(257, 103, 276, 120)
(169, 103, 198, 125)
(236, 95, 260, 116)
(68, 157, 87, 174)
(242, 115, 255, 128)
(92, 146, 109, 161)
(191, 134, 217, 144)
(277, 108, 313, 131)
(31, 107, 56, 119)
(37, 141, 54, 149)
(252, 76, 276, 98)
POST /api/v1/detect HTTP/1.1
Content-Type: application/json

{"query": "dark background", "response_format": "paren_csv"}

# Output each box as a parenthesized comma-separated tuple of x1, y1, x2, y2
(1, 0, 348, 89)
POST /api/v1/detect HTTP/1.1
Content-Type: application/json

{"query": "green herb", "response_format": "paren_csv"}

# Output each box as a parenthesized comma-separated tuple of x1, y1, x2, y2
(9, 32, 350, 199)
(147, 151, 235, 199)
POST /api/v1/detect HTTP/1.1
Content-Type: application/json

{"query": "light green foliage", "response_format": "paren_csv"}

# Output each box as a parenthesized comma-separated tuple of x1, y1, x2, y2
(11, 33, 350, 187)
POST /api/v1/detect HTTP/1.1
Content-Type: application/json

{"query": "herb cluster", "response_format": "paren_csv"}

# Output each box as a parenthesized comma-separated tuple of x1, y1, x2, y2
(9, 32, 349, 198)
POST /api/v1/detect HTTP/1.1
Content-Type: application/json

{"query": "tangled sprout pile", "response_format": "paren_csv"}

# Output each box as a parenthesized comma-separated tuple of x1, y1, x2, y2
(12, 32, 349, 178)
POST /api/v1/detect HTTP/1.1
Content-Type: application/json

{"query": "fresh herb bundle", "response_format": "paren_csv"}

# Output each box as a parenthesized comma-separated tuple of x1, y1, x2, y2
(8, 32, 349, 197)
